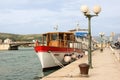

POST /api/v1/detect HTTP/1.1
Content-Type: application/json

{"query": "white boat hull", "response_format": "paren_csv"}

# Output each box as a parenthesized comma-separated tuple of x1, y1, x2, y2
(37, 52, 67, 71)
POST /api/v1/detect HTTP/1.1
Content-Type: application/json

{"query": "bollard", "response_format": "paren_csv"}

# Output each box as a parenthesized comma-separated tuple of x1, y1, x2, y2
(100, 48, 103, 52)
(79, 63, 89, 77)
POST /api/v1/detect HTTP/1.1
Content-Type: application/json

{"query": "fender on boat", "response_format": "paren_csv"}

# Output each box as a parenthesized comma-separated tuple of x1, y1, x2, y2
(64, 54, 71, 63)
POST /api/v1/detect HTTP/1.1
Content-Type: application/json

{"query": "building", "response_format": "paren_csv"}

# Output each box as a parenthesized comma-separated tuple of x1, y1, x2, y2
(4, 38, 12, 44)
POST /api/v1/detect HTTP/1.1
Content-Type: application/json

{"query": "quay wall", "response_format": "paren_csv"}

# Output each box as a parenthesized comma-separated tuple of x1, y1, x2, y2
(0, 43, 18, 50)
(0, 44, 10, 50)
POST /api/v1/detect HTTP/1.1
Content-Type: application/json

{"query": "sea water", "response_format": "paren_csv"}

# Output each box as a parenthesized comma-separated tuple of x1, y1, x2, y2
(0, 47, 56, 80)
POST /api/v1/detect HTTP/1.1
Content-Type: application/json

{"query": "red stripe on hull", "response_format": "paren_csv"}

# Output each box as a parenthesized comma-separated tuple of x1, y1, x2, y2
(34, 46, 75, 53)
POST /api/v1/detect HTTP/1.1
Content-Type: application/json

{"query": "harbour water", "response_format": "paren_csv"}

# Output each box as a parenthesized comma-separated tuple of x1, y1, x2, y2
(0, 47, 56, 80)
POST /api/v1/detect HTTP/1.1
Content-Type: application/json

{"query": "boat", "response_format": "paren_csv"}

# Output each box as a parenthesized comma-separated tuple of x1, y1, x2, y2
(34, 30, 87, 71)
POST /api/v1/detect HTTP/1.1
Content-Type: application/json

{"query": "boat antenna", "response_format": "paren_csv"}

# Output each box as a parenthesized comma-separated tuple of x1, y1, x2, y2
(54, 25, 58, 31)
(76, 23, 80, 31)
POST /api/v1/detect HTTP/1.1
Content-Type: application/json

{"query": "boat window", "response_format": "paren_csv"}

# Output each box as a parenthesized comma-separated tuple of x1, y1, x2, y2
(43, 36, 46, 41)
(51, 34, 57, 40)
(59, 34, 63, 40)
(68, 35, 72, 40)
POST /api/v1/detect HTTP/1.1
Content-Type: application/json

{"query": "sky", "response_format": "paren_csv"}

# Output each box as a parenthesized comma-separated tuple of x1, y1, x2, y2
(0, 0, 120, 36)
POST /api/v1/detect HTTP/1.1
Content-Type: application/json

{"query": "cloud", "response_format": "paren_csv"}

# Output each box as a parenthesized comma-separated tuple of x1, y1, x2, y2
(0, 8, 58, 24)
(0, 0, 120, 35)
(0, 0, 57, 10)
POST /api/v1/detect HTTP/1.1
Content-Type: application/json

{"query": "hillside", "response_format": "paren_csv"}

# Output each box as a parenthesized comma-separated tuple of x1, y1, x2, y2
(0, 32, 42, 41)
(1, 32, 119, 42)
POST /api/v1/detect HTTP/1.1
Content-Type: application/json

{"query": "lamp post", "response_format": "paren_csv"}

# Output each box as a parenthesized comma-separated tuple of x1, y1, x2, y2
(81, 5, 101, 68)
(99, 32, 105, 52)
(110, 32, 115, 45)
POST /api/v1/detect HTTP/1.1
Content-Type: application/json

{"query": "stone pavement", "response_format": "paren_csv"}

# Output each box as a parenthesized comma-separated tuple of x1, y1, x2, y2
(41, 47, 120, 80)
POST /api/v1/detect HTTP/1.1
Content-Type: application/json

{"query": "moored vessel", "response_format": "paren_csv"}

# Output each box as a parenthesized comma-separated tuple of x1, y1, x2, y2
(34, 31, 84, 71)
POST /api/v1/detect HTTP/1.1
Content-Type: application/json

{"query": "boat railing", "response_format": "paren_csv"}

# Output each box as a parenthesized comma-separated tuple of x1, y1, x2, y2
(35, 39, 83, 50)
(34, 40, 47, 46)
(67, 40, 82, 49)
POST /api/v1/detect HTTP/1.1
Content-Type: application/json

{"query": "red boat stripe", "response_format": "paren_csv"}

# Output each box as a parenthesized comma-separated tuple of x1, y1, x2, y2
(34, 46, 75, 53)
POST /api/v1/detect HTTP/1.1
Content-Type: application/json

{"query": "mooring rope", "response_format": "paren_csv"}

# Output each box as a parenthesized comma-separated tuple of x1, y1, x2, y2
(49, 51, 64, 68)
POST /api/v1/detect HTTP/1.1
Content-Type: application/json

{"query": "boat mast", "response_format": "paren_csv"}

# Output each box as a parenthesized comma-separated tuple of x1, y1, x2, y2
(53, 25, 58, 31)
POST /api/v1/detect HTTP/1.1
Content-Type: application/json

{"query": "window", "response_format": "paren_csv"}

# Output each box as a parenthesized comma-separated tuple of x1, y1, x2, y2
(51, 34, 57, 40)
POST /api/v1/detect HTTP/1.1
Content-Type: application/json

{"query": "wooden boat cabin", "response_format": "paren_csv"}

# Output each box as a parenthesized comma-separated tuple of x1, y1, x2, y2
(41, 32, 75, 48)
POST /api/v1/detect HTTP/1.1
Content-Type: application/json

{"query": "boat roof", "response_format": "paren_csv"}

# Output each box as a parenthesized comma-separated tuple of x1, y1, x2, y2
(75, 32, 88, 37)
(43, 31, 74, 35)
